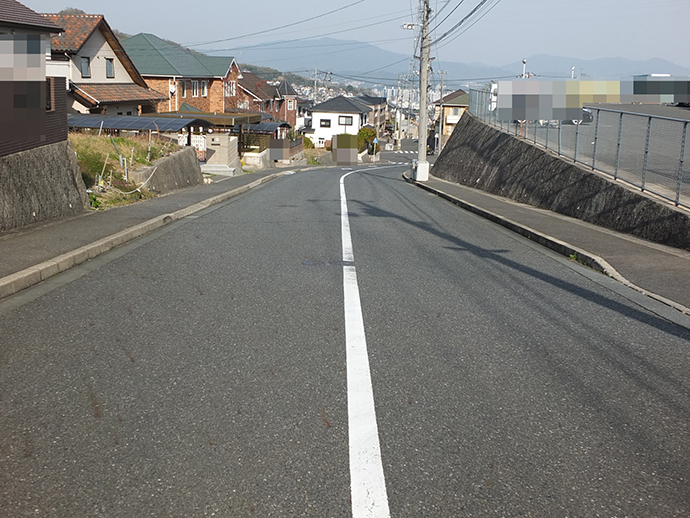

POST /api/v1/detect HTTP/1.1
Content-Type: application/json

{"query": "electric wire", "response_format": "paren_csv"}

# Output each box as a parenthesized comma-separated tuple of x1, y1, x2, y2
(184, 0, 366, 47)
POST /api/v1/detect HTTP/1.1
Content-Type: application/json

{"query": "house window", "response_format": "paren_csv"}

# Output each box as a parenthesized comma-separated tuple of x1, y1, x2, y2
(225, 80, 236, 97)
(180, 80, 187, 98)
(80, 56, 91, 78)
(287, 99, 294, 110)
(192, 80, 199, 97)
(339, 115, 353, 126)
(105, 58, 115, 78)
(201, 80, 208, 97)
(238, 100, 249, 110)
(320, 119, 331, 128)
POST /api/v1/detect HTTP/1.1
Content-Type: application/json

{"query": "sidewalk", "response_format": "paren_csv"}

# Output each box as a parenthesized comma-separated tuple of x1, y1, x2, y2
(405, 173, 690, 314)
(0, 170, 284, 299)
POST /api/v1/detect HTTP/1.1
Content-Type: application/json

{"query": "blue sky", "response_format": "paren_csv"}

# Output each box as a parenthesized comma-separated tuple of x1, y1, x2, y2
(24, 0, 690, 70)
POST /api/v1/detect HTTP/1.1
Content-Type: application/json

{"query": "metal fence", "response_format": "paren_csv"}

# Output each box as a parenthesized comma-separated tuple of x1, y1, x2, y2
(469, 89, 690, 208)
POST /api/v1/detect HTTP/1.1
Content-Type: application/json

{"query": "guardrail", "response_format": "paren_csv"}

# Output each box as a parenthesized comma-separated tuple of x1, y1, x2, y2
(469, 89, 690, 208)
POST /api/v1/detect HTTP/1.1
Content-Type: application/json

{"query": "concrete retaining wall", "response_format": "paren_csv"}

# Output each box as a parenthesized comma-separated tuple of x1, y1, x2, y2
(130, 147, 203, 194)
(0, 140, 89, 232)
(433, 112, 690, 250)
(242, 149, 273, 170)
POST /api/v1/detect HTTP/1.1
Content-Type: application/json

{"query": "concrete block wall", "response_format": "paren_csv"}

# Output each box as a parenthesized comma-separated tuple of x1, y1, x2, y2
(242, 149, 273, 170)
(129, 147, 203, 194)
(0, 140, 89, 232)
(205, 133, 242, 171)
(433, 112, 690, 250)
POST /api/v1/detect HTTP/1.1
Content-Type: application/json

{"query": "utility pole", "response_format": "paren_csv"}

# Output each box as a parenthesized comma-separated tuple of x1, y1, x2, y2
(313, 66, 318, 102)
(397, 75, 402, 149)
(415, 0, 431, 181)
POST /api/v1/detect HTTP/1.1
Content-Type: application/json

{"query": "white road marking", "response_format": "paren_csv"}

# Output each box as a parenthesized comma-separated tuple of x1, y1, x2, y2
(340, 171, 391, 518)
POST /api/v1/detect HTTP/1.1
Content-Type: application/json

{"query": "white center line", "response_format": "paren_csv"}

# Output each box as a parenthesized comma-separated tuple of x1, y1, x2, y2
(340, 171, 391, 518)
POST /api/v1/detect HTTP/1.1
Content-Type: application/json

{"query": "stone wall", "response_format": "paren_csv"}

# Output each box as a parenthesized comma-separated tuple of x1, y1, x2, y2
(433, 112, 690, 250)
(129, 147, 203, 194)
(0, 140, 89, 232)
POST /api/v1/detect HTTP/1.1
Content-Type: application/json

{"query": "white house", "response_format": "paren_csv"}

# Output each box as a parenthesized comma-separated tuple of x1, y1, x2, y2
(308, 95, 370, 148)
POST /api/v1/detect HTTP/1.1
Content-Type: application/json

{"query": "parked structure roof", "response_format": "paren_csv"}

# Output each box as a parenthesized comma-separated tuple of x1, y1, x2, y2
(122, 33, 236, 78)
(0, 0, 61, 32)
(310, 95, 370, 114)
(143, 111, 261, 126)
(68, 114, 210, 132)
(246, 121, 291, 134)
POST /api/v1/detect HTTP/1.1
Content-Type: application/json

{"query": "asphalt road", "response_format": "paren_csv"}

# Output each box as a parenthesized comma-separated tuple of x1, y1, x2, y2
(1, 164, 689, 517)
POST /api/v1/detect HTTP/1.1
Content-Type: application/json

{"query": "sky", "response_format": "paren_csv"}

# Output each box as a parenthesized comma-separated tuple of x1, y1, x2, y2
(23, 0, 690, 74)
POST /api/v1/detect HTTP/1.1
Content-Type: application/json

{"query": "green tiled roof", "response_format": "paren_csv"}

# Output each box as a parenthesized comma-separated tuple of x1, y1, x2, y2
(122, 33, 234, 78)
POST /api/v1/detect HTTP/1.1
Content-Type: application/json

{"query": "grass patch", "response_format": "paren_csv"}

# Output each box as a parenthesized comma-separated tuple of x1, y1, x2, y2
(69, 132, 180, 209)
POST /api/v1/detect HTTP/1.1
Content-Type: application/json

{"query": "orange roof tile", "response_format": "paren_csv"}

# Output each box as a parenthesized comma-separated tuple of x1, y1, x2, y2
(71, 83, 167, 106)
(41, 14, 102, 53)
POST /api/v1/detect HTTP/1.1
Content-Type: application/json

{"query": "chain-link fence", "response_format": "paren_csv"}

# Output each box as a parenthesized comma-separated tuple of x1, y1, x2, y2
(469, 89, 690, 208)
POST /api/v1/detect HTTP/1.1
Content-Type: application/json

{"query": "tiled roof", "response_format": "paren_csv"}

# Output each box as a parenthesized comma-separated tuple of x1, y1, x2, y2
(0, 0, 61, 32)
(122, 33, 235, 78)
(41, 14, 102, 53)
(311, 95, 369, 114)
(355, 95, 387, 106)
(438, 89, 468, 106)
(238, 71, 275, 100)
(71, 83, 167, 106)
(276, 79, 297, 98)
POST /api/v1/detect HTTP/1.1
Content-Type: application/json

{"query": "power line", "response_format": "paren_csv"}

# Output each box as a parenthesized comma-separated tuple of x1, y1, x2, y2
(199, 13, 411, 53)
(433, 0, 503, 50)
(429, 0, 495, 47)
(184, 0, 366, 48)
(430, 0, 466, 31)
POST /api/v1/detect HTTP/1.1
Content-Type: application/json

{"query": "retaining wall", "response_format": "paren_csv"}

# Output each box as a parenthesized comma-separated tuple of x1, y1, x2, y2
(433, 112, 690, 250)
(0, 140, 89, 232)
(130, 147, 203, 194)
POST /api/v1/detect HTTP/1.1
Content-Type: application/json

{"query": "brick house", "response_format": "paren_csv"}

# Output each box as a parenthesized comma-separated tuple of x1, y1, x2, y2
(228, 71, 298, 127)
(122, 33, 242, 115)
(40, 14, 166, 115)
(0, 0, 66, 157)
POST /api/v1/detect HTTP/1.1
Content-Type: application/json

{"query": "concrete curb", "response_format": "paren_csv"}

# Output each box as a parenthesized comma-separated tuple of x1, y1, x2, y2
(403, 173, 690, 317)
(0, 172, 284, 301)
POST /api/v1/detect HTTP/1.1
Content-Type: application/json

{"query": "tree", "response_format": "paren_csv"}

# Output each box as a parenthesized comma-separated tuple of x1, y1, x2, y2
(58, 8, 87, 14)
(357, 127, 378, 154)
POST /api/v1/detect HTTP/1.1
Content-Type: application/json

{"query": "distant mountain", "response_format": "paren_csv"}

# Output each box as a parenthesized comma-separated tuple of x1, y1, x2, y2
(504, 54, 690, 79)
(207, 39, 690, 86)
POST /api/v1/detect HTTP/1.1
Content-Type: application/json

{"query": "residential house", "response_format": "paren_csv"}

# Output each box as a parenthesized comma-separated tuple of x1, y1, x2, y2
(354, 95, 388, 138)
(296, 98, 313, 132)
(308, 95, 370, 148)
(0, 0, 65, 157)
(229, 71, 298, 127)
(122, 33, 242, 115)
(435, 88, 469, 152)
(40, 14, 166, 115)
